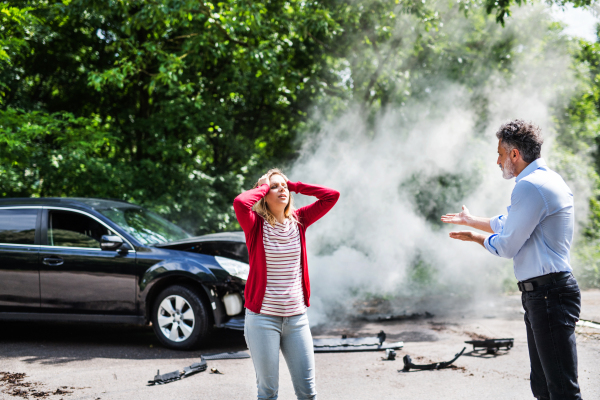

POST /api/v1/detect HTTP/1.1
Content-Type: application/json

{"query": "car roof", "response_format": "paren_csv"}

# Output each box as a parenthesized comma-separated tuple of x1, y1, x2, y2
(0, 197, 142, 210)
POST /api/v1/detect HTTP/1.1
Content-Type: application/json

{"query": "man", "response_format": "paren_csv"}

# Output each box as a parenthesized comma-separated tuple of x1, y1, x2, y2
(441, 119, 583, 400)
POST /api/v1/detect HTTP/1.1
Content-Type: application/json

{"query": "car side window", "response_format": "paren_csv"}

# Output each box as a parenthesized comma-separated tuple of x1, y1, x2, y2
(48, 211, 111, 248)
(0, 209, 38, 245)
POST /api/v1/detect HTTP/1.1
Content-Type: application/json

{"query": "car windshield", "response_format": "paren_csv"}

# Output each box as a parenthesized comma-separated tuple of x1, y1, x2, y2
(97, 207, 192, 245)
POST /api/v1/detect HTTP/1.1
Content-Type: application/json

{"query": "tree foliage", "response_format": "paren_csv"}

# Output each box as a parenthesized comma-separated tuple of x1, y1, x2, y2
(1, 0, 342, 232)
(0, 0, 445, 233)
(0, 108, 113, 197)
(2, 0, 600, 256)
(482, 0, 593, 25)
(560, 35, 600, 287)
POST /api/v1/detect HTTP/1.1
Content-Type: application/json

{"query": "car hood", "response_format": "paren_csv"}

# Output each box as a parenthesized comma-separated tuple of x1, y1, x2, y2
(154, 231, 248, 264)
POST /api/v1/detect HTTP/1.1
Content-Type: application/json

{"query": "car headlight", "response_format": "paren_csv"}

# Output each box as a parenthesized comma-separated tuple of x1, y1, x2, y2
(215, 256, 250, 281)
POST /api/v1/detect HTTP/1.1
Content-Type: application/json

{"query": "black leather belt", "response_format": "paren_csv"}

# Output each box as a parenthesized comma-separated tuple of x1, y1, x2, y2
(517, 271, 571, 292)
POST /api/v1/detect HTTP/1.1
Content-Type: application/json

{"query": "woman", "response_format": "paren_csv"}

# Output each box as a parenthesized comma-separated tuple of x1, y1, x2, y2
(233, 168, 339, 400)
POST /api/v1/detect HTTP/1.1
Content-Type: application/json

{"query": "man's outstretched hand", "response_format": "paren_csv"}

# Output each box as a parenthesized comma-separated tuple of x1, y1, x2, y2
(441, 206, 494, 234)
(448, 230, 486, 247)
(441, 205, 471, 226)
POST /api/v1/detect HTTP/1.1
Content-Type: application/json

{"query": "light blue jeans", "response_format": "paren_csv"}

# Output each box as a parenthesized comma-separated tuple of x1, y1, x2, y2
(244, 309, 317, 400)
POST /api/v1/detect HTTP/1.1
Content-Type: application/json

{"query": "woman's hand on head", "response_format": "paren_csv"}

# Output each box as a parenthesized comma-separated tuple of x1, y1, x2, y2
(257, 174, 270, 187)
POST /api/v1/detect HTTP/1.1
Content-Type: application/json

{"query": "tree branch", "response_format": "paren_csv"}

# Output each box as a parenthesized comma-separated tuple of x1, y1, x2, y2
(191, 4, 249, 47)
(140, 69, 158, 76)
(307, 32, 328, 49)
(363, 37, 401, 106)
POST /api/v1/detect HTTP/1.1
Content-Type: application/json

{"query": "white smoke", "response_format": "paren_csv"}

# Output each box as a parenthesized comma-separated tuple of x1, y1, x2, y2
(288, 3, 590, 325)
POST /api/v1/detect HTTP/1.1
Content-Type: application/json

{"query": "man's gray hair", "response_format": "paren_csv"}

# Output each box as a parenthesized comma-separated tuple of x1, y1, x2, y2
(495, 119, 543, 163)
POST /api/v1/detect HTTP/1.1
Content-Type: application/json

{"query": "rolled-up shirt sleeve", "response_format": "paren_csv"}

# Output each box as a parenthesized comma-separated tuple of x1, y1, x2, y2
(484, 182, 547, 258)
(489, 214, 506, 234)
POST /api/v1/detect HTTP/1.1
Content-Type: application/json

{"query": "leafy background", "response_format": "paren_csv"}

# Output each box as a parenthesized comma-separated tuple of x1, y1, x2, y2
(2, 0, 600, 289)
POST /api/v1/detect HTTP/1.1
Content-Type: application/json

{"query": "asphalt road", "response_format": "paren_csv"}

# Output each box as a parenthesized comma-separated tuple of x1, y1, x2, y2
(1, 291, 599, 400)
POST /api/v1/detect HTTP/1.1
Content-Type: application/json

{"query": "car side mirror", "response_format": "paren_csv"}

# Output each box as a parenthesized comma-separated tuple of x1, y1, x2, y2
(101, 235, 124, 251)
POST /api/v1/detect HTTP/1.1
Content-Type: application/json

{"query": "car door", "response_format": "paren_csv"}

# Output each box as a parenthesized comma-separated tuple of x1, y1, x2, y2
(0, 207, 41, 309)
(39, 208, 137, 313)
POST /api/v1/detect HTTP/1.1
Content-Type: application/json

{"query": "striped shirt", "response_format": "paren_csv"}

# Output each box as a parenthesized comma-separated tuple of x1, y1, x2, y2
(259, 218, 306, 316)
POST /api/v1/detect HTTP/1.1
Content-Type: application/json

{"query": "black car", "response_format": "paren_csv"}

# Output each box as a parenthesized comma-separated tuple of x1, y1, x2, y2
(0, 198, 249, 349)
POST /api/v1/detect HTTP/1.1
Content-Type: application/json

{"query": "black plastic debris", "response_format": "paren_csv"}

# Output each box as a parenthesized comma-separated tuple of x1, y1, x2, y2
(148, 357, 207, 385)
(402, 347, 466, 372)
(203, 351, 251, 360)
(464, 338, 514, 354)
(182, 360, 208, 377)
(148, 370, 181, 385)
(385, 349, 397, 361)
(313, 330, 403, 353)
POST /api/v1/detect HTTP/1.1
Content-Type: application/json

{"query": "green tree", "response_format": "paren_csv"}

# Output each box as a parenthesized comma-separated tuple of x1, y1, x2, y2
(0, 0, 444, 233)
(1, 0, 341, 233)
(556, 35, 600, 288)
(3, 0, 600, 250)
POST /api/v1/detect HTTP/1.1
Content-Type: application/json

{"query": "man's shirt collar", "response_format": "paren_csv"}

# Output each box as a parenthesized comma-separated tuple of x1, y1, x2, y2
(515, 158, 546, 183)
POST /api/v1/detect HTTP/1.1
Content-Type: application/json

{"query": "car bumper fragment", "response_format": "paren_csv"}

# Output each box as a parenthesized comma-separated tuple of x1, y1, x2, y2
(402, 347, 466, 372)
(313, 330, 404, 353)
(147, 357, 207, 385)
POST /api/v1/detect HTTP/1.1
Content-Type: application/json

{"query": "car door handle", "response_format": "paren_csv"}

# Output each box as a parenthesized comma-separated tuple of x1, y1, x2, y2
(42, 257, 64, 266)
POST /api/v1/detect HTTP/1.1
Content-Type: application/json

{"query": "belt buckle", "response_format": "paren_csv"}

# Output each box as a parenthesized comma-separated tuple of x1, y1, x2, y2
(518, 282, 535, 292)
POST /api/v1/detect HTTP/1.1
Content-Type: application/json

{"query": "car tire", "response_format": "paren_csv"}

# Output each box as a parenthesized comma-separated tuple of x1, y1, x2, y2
(151, 285, 210, 350)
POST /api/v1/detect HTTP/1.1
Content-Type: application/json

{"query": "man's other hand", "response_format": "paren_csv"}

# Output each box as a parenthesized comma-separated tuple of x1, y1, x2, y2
(449, 230, 486, 247)
(441, 205, 471, 226)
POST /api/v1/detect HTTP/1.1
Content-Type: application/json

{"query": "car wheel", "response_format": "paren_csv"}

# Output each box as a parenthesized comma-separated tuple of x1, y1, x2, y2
(151, 285, 210, 350)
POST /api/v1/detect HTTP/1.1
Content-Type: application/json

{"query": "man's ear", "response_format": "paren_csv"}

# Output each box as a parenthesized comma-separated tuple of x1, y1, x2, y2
(511, 148, 520, 161)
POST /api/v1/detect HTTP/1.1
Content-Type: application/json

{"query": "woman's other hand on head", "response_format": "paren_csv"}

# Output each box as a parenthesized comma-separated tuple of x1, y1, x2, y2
(257, 174, 270, 187)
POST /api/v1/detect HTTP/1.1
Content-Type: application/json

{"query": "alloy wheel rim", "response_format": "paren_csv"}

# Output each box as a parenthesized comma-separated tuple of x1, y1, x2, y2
(158, 295, 195, 342)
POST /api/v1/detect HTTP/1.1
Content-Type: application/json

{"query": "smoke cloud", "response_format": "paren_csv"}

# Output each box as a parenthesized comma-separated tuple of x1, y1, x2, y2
(288, 3, 589, 325)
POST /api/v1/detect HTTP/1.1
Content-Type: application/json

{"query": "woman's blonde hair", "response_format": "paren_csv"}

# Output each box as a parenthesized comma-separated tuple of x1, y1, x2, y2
(253, 168, 299, 226)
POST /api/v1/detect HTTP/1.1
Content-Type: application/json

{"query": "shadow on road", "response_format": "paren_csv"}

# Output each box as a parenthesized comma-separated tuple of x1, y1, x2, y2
(462, 349, 511, 358)
(0, 321, 247, 365)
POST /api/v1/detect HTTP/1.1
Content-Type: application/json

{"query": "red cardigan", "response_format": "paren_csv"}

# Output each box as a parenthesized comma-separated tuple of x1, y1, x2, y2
(233, 181, 340, 313)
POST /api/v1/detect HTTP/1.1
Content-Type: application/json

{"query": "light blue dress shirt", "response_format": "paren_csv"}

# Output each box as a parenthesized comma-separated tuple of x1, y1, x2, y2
(484, 158, 574, 281)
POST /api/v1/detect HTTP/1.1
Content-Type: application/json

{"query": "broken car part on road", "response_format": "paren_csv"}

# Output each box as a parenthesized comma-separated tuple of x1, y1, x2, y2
(147, 358, 208, 385)
(313, 330, 404, 353)
(402, 347, 467, 372)
(464, 338, 514, 354)
(147, 352, 247, 385)
(385, 349, 397, 360)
